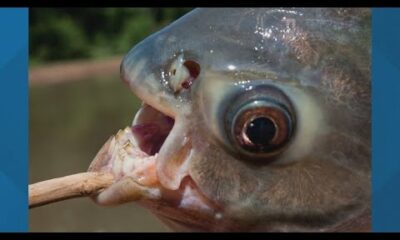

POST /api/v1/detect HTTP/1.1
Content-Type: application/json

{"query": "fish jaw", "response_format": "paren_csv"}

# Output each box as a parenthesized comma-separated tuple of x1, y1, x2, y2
(87, 105, 225, 231)
(119, 32, 206, 192)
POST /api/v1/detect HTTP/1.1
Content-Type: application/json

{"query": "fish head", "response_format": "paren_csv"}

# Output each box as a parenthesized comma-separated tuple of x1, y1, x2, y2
(89, 8, 371, 231)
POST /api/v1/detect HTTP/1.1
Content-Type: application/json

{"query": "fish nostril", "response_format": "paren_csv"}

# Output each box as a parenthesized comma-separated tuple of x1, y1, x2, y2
(181, 60, 200, 89)
(169, 56, 201, 92)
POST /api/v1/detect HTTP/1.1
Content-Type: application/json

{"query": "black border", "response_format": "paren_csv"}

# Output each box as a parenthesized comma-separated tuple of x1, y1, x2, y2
(2, 1, 400, 8)
(1, 232, 400, 239)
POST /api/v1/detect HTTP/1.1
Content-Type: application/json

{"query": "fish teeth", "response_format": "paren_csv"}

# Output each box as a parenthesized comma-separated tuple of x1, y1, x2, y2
(115, 126, 139, 147)
(107, 126, 156, 183)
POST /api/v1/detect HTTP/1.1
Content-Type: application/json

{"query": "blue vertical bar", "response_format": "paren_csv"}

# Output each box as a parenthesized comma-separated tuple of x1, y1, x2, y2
(0, 8, 28, 231)
(372, 8, 400, 232)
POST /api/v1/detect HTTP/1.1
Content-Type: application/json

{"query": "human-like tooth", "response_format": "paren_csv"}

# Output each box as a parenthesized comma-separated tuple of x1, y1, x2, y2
(115, 127, 137, 146)
(122, 152, 136, 175)
(93, 122, 164, 186)
(122, 140, 134, 153)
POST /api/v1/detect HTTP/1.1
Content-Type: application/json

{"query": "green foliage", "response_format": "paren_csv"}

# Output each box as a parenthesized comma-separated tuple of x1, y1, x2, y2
(29, 8, 193, 65)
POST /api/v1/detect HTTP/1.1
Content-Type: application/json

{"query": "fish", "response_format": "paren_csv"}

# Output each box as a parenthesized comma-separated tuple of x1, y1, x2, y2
(88, 8, 371, 232)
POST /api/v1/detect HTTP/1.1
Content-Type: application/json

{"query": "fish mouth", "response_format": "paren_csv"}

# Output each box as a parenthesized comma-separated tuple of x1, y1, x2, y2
(131, 103, 175, 157)
(88, 99, 223, 229)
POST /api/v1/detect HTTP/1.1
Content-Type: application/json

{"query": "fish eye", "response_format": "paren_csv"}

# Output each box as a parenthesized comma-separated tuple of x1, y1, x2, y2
(233, 102, 293, 154)
(224, 85, 296, 160)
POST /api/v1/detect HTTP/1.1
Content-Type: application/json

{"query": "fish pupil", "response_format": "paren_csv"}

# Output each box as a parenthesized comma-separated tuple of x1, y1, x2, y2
(245, 117, 276, 147)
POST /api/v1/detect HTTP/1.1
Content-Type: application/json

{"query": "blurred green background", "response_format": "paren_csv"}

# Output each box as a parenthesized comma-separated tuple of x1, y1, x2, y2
(30, 8, 192, 65)
(29, 8, 192, 232)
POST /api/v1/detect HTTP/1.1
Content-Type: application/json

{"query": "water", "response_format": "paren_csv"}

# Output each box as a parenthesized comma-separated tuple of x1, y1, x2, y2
(29, 75, 168, 231)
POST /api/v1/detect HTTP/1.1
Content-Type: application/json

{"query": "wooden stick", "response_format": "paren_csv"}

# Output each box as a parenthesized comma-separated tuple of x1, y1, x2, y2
(29, 172, 114, 209)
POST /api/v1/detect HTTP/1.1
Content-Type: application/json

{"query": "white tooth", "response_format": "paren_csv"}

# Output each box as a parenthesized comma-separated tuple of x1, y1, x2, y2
(121, 140, 134, 153)
(122, 153, 136, 176)
(108, 125, 152, 179)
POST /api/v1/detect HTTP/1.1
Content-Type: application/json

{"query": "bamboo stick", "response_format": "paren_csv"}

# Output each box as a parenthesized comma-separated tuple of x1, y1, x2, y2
(29, 172, 114, 209)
